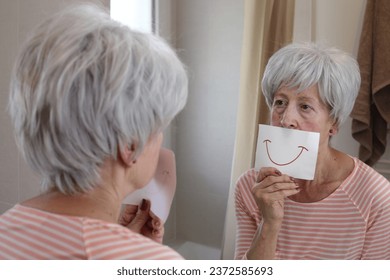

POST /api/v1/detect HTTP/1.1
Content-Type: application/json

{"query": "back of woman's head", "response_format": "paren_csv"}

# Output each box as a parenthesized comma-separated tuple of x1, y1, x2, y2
(8, 4, 188, 194)
(262, 42, 361, 126)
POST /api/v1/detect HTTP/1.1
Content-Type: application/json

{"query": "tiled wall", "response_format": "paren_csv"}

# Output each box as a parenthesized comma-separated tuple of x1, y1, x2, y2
(0, 0, 109, 214)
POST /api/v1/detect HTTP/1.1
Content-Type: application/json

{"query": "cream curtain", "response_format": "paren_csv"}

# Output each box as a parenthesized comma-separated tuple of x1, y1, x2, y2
(221, 0, 295, 259)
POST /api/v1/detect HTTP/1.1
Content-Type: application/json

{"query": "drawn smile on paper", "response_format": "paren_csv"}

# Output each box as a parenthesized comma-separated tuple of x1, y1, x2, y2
(263, 139, 308, 166)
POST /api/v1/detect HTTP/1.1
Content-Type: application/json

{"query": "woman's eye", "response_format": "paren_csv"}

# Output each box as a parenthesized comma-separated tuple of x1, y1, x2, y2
(273, 99, 286, 107)
(301, 104, 312, 111)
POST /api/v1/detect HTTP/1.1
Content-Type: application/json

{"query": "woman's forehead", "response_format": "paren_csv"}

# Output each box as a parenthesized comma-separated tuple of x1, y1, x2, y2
(275, 84, 319, 96)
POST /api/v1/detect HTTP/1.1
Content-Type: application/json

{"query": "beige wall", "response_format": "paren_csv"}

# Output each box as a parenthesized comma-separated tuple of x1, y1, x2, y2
(0, 0, 109, 213)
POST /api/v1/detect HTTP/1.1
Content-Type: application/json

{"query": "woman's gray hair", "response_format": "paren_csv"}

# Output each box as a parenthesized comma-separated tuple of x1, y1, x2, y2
(262, 42, 361, 126)
(8, 4, 188, 194)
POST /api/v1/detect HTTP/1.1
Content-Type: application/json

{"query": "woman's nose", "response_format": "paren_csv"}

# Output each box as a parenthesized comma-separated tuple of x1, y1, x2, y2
(280, 106, 298, 128)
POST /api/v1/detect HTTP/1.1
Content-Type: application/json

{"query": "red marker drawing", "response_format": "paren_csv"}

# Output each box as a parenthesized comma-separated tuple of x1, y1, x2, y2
(263, 139, 308, 166)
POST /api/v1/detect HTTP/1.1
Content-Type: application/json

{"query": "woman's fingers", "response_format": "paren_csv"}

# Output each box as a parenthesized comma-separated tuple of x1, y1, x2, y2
(252, 167, 301, 223)
(126, 199, 151, 232)
(253, 184, 299, 204)
(256, 167, 282, 183)
(259, 187, 300, 201)
(255, 170, 298, 190)
(118, 204, 139, 225)
(252, 168, 300, 202)
(146, 216, 162, 230)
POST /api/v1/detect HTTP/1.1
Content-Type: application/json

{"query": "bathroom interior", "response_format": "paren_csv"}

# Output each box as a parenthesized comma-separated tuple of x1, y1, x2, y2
(0, 0, 389, 260)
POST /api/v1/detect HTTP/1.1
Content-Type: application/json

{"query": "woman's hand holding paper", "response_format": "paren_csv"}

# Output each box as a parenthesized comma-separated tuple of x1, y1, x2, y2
(119, 199, 164, 243)
(252, 167, 300, 224)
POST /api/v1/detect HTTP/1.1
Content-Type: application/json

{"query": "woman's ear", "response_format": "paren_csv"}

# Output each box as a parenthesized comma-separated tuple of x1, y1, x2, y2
(329, 121, 339, 136)
(119, 143, 137, 167)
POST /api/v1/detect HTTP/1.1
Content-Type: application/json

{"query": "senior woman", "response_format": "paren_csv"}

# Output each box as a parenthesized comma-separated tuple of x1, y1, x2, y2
(234, 42, 390, 260)
(0, 4, 187, 259)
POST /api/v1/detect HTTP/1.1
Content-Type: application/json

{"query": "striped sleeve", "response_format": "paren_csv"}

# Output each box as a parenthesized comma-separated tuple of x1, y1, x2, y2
(234, 169, 260, 260)
(83, 221, 183, 260)
(360, 173, 390, 259)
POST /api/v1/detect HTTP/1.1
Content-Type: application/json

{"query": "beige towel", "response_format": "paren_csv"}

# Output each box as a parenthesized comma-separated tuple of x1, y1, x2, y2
(351, 0, 390, 166)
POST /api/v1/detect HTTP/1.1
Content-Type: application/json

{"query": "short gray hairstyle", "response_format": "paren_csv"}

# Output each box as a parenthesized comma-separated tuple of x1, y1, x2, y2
(262, 42, 361, 126)
(8, 4, 188, 194)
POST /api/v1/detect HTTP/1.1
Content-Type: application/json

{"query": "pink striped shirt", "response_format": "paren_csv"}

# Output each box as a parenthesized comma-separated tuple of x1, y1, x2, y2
(0, 204, 183, 260)
(235, 157, 390, 259)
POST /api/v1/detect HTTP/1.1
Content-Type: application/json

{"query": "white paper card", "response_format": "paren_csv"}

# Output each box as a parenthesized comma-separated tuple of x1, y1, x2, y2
(255, 124, 320, 180)
(122, 148, 176, 222)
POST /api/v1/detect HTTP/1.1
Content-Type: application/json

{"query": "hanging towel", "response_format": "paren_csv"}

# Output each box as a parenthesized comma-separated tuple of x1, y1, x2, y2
(351, 0, 390, 166)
